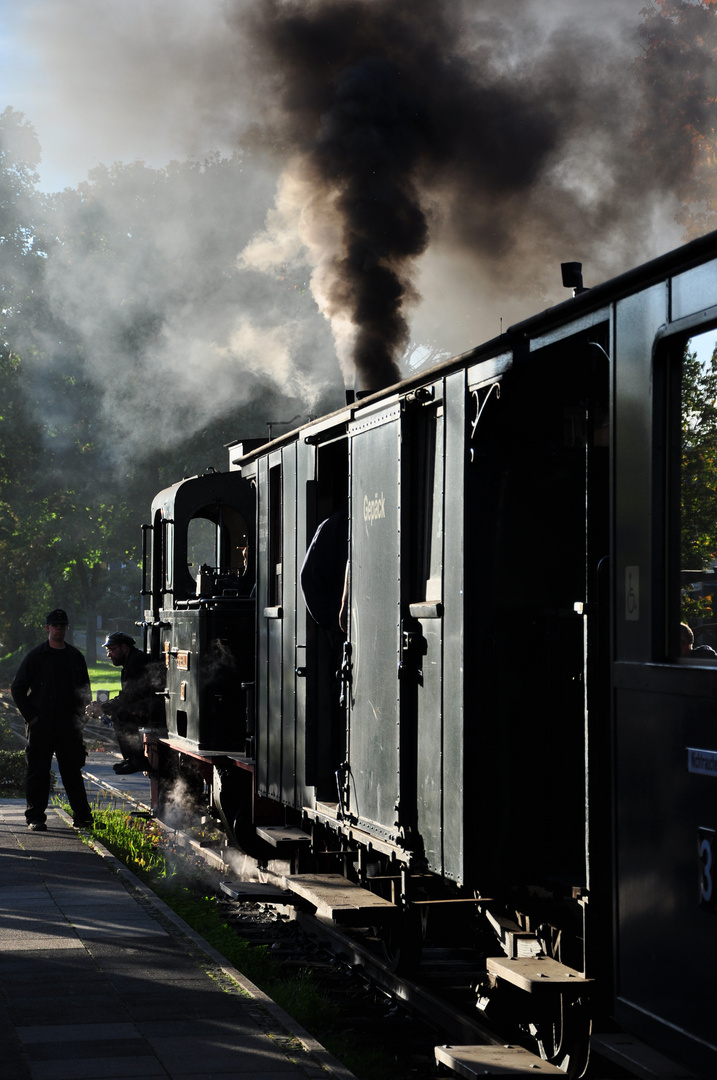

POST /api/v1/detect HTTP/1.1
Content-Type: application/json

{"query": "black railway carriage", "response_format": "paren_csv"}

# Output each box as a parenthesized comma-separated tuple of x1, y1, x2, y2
(141, 231, 717, 1078)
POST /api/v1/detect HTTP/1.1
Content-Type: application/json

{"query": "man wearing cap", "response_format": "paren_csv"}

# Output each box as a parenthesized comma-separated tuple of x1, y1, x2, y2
(87, 632, 159, 774)
(11, 609, 94, 831)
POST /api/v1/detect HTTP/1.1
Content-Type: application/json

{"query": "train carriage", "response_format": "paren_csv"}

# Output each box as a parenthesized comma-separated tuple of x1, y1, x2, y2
(141, 230, 717, 1078)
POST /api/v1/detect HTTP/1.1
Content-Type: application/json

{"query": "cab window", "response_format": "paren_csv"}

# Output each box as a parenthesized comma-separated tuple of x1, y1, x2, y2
(186, 505, 251, 597)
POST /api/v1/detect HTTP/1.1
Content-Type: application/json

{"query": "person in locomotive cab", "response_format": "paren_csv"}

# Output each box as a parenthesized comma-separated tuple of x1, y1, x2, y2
(86, 631, 159, 774)
(11, 608, 94, 830)
(679, 621, 717, 658)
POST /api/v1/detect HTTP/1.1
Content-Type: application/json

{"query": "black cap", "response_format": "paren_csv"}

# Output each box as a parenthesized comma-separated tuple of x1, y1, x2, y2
(103, 631, 136, 648)
(46, 609, 69, 625)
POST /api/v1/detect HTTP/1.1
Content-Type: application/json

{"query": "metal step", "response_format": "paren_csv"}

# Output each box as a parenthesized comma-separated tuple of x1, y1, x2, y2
(435, 1043, 566, 1077)
(256, 825, 312, 849)
(486, 954, 592, 994)
(285, 872, 397, 926)
(590, 1032, 700, 1079)
(484, 909, 542, 958)
(220, 880, 296, 904)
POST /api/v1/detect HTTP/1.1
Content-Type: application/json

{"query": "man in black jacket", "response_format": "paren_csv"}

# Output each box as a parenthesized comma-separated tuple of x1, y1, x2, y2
(89, 631, 159, 774)
(11, 608, 94, 831)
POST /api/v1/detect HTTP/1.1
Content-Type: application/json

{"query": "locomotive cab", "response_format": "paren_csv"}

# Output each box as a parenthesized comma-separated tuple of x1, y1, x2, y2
(143, 470, 256, 754)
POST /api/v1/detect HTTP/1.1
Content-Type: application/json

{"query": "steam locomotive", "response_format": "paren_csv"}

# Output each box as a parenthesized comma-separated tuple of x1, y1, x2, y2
(140, 231, 717, 1078)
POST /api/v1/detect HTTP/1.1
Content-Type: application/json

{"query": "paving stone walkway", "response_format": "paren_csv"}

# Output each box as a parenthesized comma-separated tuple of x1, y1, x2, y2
(0, 799, 354, 1080)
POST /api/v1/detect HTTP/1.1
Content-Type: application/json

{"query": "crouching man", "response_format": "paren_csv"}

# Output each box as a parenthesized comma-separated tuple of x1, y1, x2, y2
(88, 631, 161, 774)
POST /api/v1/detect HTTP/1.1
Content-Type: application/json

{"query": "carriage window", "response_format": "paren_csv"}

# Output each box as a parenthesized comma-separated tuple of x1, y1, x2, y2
(269, 465, 282, 606)
(677, 329, 717, 658)
(415, 405, 444, 602)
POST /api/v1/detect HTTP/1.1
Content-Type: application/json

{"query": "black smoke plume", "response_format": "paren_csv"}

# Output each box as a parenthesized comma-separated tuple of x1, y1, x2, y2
(9, 0, 686, 414)
(235, 0, 664, 391)
(238, 0, 563, 389)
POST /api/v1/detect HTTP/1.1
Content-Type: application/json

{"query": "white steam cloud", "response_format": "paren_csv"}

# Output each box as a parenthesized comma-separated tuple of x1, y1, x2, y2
(240, 159, 359, 385)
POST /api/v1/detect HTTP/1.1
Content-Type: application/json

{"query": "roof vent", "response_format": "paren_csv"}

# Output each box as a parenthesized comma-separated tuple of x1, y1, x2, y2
(561, 262, 588, 297)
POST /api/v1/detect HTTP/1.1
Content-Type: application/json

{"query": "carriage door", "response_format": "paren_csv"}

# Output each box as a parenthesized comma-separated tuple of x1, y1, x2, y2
(345, 402, 404, 839)
(408, 390, 447, 876)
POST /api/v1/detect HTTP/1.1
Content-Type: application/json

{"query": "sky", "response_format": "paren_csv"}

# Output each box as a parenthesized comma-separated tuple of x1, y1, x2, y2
(0, 1, 655, 194)
(0, 0, 693, 448)
(0, 0, 245, 192)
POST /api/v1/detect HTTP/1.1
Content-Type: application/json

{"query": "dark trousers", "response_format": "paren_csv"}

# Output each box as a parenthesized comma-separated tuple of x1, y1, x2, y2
(113, 717, 144, 764)
(25, 722, 92, 824)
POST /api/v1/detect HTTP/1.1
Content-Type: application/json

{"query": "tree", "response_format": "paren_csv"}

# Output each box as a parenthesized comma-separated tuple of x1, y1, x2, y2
(0, 115, 152, 660)
(1, 145, 343, 661)
(0, 107, 45, 280)
(635, 0, 717, 239)
(681, 338, 717, 621)
(0, 108, 54, 655)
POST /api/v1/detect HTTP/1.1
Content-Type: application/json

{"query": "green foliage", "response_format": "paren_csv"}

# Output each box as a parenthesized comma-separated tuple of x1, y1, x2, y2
(0, 749, 26, 790)
(0, 133, 340, 658)
(0, 109, 55, 653)
(681, 339, 717, 621)
(92, 809, 171, 875)
(0, 125, 164, 656)
(155, 888, 336, 1034)
(0, 707, 24, 791)
(58, 803, 413, 1080)
(86, 660, 123, 697)
(0, 648, 25, 686)
(635, 0, 717, 239)
(0, 701, 57, 794)
(681, 344, 717, 562)
(162, 887, 285, 991)
(0, 708, 18, 750)
(78, 805, 337, 1030)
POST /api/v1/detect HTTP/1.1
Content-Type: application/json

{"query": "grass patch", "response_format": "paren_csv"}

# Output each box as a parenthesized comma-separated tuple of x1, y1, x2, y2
(66, 804, 335, 1022)
(161, 886, 337, 1032)
(65, 802, 400, 1080)
(87, 660, 122, 698)
(91, 806, 170, 875)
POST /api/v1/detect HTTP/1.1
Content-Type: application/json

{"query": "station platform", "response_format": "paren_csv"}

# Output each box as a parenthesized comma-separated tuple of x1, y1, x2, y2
(0, 790, 356, 1080)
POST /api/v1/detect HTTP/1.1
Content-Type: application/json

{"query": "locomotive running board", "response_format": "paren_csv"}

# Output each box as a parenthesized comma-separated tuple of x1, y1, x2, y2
(285, 872, 397, 926)
(256, 825, 312, 849)
(219, 880, 297, 904)
(435, 1043, 566, 1077)
(486, 954, 592, 994)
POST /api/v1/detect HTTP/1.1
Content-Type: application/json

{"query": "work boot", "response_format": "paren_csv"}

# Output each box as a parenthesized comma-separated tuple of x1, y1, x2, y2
(113, 757, 151, 774)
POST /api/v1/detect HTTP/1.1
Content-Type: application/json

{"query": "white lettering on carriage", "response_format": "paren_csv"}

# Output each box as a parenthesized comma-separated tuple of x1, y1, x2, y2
(363, 492, 386, 525)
